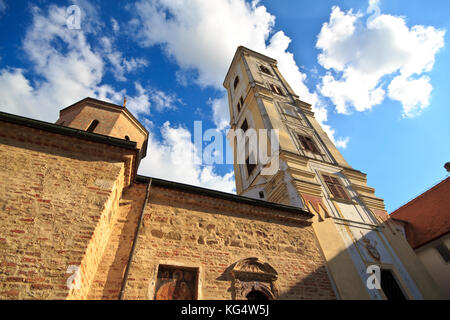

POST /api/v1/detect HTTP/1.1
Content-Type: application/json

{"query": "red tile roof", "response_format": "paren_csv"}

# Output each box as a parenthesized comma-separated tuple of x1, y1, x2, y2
(390, 177, 450, 249)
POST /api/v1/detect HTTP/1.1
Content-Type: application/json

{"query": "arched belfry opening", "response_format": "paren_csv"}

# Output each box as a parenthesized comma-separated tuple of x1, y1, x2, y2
(229, 257, 279, 300)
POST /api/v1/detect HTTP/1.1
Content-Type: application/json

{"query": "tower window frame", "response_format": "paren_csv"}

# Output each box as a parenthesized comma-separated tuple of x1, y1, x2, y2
(297, 134, 320, 154)
(269, 84, 284, 96)
(86, 120, 99, 133)
(259, 65, 272, 75)
(282, 105, 298, 118)
(233, 76, 240, 90)
(240, 119, 249, 133)
(245, 155, 256, 177)
(321, 173, 351, 201)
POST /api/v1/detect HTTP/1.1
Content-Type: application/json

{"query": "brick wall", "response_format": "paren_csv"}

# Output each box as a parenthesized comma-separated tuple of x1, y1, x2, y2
(119, 185, 336, 300)
(87, 183, 146, 299)
(0, 119, 336, 300)
(0, 122, 130, 299)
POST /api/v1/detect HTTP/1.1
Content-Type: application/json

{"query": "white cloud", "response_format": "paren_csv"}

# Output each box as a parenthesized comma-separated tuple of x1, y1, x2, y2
(137, 122, 235, 193)
(100, 36, 148, 81)
(335, 136, 350, 149)
(0, 3, 234, 194)
(126, 82, 151, 115)
(316, 1, 445, 116)
(131, 0, 348, 147)
(132, 0, 274, 89)
(388, 75, 432, 117)
(0, 5, 108, 121)
(209, 96, 229, 131)
(111, 17, 119, 32)
(0, 5, 155, 122)
(152, 89, 181, 111)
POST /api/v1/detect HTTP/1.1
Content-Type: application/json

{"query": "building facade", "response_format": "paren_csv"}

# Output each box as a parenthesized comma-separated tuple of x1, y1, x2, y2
(0, 98, 336, 300)
(390, 176, 450, 298)
(0, 46, 443, 300)
(223, 46, 442, 299)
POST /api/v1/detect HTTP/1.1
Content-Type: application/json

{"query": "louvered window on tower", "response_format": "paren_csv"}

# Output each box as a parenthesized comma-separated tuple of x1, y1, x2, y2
(233, 76, 240, 90)
(259, 65, 271, 75)
(297, 134, 319, 154)
(240, 119, 249, 132)
(246, 155, 256, 176)
(322, 174, 351, 201)
(270, 84, 284, 96)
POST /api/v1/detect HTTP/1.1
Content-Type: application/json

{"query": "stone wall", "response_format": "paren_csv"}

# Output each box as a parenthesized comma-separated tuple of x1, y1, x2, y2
(87, 183, 146, 299)
(0, 122, 129, 299)
(120, 185, 336, 300)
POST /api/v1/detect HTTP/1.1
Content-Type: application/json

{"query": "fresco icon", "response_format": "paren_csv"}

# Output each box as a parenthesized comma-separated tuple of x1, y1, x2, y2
(154, 266, 198, 300)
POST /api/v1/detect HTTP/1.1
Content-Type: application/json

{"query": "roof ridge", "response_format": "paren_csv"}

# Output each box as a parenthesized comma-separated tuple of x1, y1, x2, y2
(390, 176, 450, 215)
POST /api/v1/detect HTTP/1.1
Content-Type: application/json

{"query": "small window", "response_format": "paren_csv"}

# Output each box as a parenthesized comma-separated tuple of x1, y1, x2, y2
(246, 156, 256, 176)
(322, 173, 350, 201)
(233, 76, 240, 90)
(380, 269, 407, 300)
(86, 120, 99, 133)
(259, 65, 271, 75)
(259, 191, 264, 199)
(282, 106, 297, 117)
(240, 119, 249, 132)
(298, 134, 320, 154)
(269, 84, 284, 96)
(436, 242, 450, 263)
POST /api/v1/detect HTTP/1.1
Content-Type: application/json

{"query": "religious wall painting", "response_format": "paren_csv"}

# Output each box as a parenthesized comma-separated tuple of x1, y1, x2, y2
(154, 265, 198, 300)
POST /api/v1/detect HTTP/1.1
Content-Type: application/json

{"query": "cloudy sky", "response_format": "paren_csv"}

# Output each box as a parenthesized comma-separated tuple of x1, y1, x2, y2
(0, 0, 448, 212)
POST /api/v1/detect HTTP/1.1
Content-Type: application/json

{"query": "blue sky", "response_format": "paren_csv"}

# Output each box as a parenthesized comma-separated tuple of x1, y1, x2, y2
(0, 0, 448, 213)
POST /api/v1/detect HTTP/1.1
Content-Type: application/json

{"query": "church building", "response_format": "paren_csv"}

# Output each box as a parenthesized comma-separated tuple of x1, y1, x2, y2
(0, 46, 442, 300)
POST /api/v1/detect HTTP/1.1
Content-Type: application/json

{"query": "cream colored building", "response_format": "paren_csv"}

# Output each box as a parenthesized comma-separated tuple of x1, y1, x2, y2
(414, 235, 450, 299)
(223, 46, 443, 299)
(390, 176, 450, 299)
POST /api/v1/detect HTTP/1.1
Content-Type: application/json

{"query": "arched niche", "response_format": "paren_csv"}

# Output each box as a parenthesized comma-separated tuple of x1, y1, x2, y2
(230, 257, 279, 300)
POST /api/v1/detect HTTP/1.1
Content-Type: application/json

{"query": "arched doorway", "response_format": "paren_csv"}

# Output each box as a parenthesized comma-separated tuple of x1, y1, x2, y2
(246, 290, 269, 300)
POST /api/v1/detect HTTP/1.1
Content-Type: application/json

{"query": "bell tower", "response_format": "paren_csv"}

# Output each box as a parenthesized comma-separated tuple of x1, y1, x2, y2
(223, 46, 442, 299)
